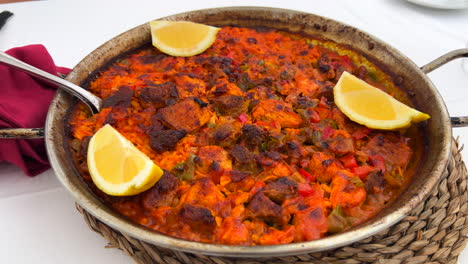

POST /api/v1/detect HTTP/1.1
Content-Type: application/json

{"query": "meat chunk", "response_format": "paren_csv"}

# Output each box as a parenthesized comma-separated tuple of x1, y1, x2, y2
(223, 170, 256, 193)
(208, 79, 244, 97)
(179, 204, 216, 234)
(149, 129, 186, 153)
(309, 152, 342, 183)
(216, 217, 250, 245)
(252, 99, 302, 128)
(179, 178, 226, 215)
(247, 192, 290, 226)
(174, 74, 207, 99)
(293, 205, 328, 241)
(330, 171, 367, 209)
(365, 171, 386, 194)
(141, 170, 179, 210)
(212, 123, 241, 147)
(362, 134, 411, 167)
(263, 177, 298, 204)
(230, 144, 258, 174)
(245, 85, 276, 100)
(102, 86, 134, 108)
(231, 144, 254, 164)
(159, 99, 211, 132)
(213, 95, 248, 117)
(138, 81, 178, 108)
(241, 124, 266, 148)
(328, 134, 354, 155)
(197, 145, 232, 173)
(257, 151, 282, 167)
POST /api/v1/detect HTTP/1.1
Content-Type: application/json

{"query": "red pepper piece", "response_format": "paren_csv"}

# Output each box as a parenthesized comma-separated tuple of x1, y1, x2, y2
(298, 183, 315, 197)
(352, 165, 374, 179)
(322, 125, 334, 140)
(238, 113, 248, 124)
(369, 155, 386, 172)
(341, 154, 358, 169)
(308, 109, 320, 123)
(352, 127, 371, 140)
(299, 168, 316, 182)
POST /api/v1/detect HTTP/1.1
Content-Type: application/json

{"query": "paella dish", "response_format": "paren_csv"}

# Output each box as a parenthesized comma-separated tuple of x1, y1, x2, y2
(68, 26, 423, 245)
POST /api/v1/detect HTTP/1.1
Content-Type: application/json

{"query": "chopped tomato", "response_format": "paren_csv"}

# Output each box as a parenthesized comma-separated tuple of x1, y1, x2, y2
(341, 154, 358, 169)
(309, 109, 321, 123)
(238, 113, 248, 124)
(298, 183, 315, 197)
(299, 168, 316, 182)
(352, 165, 374, 179)
(321, 125, 334, 140)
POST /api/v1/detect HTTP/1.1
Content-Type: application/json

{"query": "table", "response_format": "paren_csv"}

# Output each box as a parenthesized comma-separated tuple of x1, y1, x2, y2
(1, 0, 467, 263)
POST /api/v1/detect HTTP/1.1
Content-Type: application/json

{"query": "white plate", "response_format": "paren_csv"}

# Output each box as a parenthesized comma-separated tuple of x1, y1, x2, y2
(406, 0, 468, 9)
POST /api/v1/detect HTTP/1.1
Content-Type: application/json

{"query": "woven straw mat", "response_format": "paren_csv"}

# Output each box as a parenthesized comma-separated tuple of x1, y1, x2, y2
(76, 138, 468, 264)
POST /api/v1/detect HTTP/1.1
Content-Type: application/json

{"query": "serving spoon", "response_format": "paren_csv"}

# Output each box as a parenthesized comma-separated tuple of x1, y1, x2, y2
(0, 51, 102, 139)
(0, 51, 102, 114)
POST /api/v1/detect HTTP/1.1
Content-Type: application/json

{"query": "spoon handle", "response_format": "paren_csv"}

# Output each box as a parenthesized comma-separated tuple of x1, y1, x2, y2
(0, 51, 101, 114)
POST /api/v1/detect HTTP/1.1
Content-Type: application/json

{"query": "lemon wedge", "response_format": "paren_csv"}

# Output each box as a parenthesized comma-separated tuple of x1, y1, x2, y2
(149, 20, 220, 57)
(334, 71, 430, 130)
(87, 124, 163, 196)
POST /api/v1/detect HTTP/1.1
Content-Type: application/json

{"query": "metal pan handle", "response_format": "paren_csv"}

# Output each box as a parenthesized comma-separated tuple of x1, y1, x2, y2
(0, 128, 44, 139)
(420, 48, 468, 127)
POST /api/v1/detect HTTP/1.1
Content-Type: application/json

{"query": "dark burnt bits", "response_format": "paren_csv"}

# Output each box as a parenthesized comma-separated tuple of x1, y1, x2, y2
(141, 170, 180, 209)
(193, 97, 208, 108)
(247, 192, 290, 226)
(241, 124, 266, 148)
(231, 144, 254, 164)
(137, 52, 168, 64)
(258, 151, 282, 167)
(285, 141, 302, 159)
(317, 54, 331, 73)
(321, 159, 334, 167)
(263, 177, 298, 204)
(211, 84, 229, 96)
(149, 129, 187, 153)
(102, 86, 134, 109)
(179, 204, 216, 234)
(212, 123, 239, 147)
(194, 56, 236, 79)
(138, 81, 178, 108)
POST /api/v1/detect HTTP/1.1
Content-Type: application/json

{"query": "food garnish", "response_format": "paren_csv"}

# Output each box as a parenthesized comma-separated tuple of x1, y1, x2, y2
(87, 124, 163, 196)
(334, 71, 430, 130)
(149, 20, 220, 57)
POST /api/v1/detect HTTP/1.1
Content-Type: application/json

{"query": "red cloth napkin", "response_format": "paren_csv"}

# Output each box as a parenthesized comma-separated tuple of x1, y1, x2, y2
(0, 44, 70, 176)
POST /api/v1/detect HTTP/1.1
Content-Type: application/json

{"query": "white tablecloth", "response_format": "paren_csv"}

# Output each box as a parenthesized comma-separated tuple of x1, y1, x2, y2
(1, 0, 467, 263)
